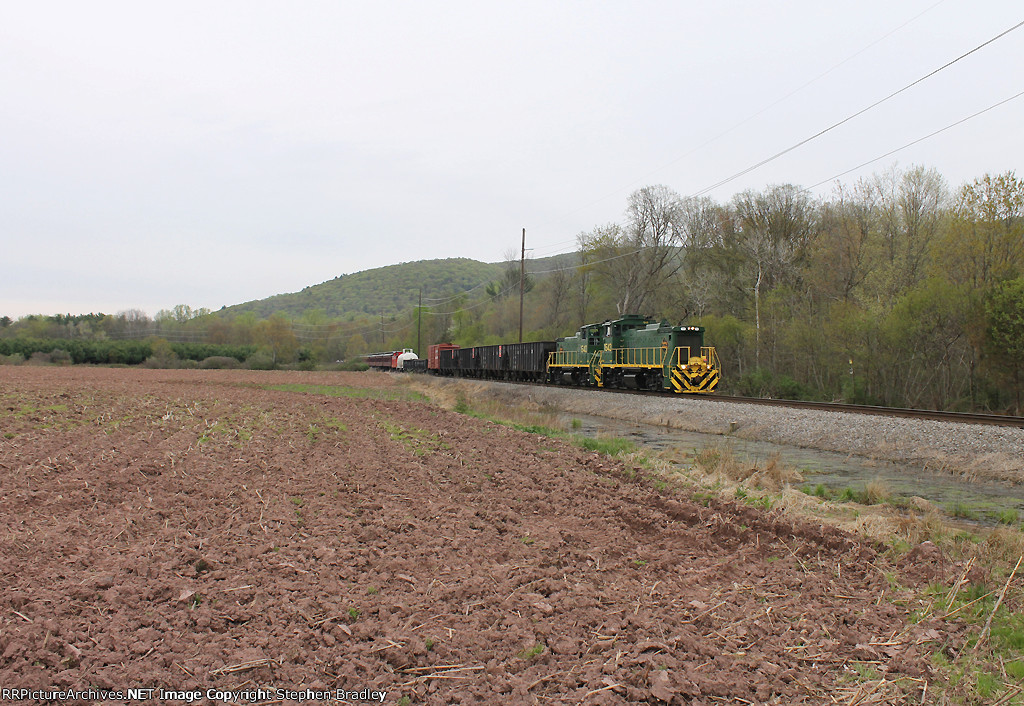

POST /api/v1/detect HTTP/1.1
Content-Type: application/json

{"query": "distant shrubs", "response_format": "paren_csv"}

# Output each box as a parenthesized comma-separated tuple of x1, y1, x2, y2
(0, 337, 256, 367)
(841, 375, 881, 405)
(200, 356, 241, 369)
(0, 337, 151, 365)
(169, 342, 254, 363)
(143, 338, 178, 368)
(27, 351, 53, 366)
(246, 350, 276, 370)
(49, 348, 72, 365)
(24, 349, 70, 366)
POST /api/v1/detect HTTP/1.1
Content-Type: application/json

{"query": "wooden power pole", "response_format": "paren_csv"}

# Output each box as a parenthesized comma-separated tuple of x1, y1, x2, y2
(417, 288, 422, 357)
(519, 227, 525, 343)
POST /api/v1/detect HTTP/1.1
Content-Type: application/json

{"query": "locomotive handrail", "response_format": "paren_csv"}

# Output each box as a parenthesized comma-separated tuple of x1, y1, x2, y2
(702, 347, 721, 371)
(671, 346, 720, 369)
(601, 347, 667, 368)
(549, 350, 590, 367)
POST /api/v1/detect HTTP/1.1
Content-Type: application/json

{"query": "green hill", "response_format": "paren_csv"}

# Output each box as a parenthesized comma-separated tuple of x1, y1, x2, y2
(220, 258, 504, 319)
(221, 254, 581, 320)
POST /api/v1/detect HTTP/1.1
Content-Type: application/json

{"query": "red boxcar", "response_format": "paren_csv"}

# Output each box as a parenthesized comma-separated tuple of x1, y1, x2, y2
(427, 343, 459, 371)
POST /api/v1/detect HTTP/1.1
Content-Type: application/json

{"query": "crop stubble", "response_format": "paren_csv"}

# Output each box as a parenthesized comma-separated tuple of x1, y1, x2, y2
(0, 367, 962, 704)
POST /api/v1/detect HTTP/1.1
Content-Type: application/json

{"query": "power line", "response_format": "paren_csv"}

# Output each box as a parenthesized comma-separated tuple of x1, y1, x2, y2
(693, 17, 1024, 197)
(807, 87, 1024, 191)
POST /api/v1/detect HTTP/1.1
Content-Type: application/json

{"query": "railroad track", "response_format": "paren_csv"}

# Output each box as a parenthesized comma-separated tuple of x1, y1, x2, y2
(703, 394, 1024, 428)
(473, 378, 1024, 428)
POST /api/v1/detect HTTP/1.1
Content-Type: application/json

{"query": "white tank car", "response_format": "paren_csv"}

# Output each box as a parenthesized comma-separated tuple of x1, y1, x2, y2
(395, 348, 419, 369)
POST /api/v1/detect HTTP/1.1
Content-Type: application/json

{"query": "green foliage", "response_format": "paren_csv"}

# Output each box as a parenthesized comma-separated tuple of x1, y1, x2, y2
(0, 337, 150, 365)
(0, 337, 256, 366)
(734, 368, 815, 400)
(200, 356, 241, 369)
(246, 349, 277, 370)
(574, 436, 637, 456)
(171, 342, 254, 362)
(986, 277, 1024, 404)
(517, 643, 545, 660)
(48, 348, 72, 365)
(801, 483, 832, 499)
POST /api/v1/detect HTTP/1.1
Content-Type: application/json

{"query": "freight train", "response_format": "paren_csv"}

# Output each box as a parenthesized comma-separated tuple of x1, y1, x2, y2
(365, 315, 721, 393)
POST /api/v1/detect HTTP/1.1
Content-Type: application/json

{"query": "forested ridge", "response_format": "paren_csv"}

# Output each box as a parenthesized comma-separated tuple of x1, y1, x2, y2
(3, 165, 1023, 413)
(221, 258, 505, 319)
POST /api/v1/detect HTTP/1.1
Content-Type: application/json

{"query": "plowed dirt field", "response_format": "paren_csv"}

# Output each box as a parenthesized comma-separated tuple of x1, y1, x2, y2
(0, 368, 962, 704)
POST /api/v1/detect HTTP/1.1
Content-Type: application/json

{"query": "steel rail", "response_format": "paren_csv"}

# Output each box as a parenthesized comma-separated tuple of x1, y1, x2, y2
(702, 394, 1024, 428)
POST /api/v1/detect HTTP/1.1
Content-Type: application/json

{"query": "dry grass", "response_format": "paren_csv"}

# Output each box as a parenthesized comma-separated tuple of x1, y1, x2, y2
(982, 526, 1024, 565)
(863, 477, 892, 505)
(690, 446, 803, 491)
(886, 511, 949, 546)
(834, 676, 927, 705)
(405, 378, 563, 430)
(774, 485, 828, 514)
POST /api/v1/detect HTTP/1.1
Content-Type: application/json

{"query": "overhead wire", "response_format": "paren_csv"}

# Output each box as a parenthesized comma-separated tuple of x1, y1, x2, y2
(692, 17, 1024, 197)
(806, 88, 1024, 191)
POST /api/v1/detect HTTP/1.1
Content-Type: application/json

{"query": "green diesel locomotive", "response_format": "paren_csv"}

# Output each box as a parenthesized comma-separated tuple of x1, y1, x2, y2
(548, 314, 720, 393)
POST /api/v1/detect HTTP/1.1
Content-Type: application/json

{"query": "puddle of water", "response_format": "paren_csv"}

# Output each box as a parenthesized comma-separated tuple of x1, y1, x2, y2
(562, 412, 1024, 526)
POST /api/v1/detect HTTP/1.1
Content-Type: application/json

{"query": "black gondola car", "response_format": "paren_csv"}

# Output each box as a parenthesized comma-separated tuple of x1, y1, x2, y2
(478, 345, 505, 375)
(505, 341, 556, 380)
(404, 358, 428, 373)
(456, 346, 478, 375)
(439, 347, 459, 375)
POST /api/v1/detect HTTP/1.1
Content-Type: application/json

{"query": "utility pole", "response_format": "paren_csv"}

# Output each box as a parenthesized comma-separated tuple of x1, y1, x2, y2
(417, 288, 422, 357)
(381, 310, 385, 349)
(519, 227, 525, 343)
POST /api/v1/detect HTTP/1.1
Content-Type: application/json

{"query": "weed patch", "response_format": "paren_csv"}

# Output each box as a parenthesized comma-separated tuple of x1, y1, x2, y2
(379, 419, 448, 456)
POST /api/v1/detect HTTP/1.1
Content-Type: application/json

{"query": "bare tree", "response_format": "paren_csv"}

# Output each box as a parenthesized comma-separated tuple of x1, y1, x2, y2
(578, 185, 690, 316)
(577, 222, 643, 315)
(545, 261, 573, 332)
(731, 185, 817, 367)
(575, 244, 594, 323)
(865, 165, 948, 299)
(116, 309, 151, 338)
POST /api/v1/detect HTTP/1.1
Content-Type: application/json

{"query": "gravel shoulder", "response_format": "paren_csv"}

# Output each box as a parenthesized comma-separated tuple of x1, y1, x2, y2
(420, 378, 1024, 485)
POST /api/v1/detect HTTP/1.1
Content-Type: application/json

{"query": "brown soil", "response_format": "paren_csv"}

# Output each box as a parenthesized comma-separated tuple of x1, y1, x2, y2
(0, 367, 965, 704)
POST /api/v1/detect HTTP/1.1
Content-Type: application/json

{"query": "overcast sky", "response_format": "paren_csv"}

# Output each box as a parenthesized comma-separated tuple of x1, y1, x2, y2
(3, 1, 1022, 318)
